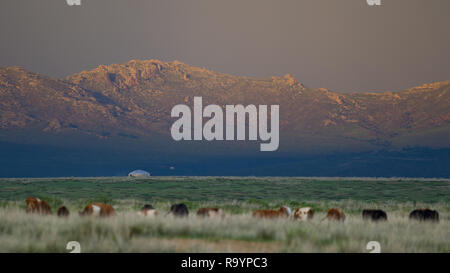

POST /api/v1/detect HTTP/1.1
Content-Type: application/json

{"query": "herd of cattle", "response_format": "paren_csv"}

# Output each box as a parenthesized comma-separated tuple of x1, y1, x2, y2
(25, 197, 440, 222)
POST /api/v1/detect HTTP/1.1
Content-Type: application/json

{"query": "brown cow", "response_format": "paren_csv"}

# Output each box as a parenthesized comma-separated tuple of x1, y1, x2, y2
(137, 204, 158, 217)
(253, 206, 292, 219)
(293, 207, 314, 221)
(197, 208, 225, 218)
(326, 208, 345, 221)
(57, 206, 70, 217)
(79, 203, 115, 217)
(25, 197, 52, 215)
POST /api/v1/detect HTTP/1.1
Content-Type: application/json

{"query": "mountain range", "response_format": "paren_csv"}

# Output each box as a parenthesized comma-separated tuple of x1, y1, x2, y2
(1, 60, 449, 177)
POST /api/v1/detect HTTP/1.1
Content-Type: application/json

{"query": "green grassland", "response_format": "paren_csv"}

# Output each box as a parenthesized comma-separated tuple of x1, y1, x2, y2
(0, 177, 449, 253)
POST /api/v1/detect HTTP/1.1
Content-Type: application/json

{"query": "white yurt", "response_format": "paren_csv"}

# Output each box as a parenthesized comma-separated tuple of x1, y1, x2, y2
(128, 170, 151, 177)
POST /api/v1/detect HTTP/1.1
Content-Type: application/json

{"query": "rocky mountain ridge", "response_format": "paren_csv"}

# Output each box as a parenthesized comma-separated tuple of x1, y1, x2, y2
(1, 60, 449, 150)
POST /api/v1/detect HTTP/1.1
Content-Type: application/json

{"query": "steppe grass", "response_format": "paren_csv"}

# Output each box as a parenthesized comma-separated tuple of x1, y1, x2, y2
(0, 199, 448, 253)
(0, 177, 448, 252)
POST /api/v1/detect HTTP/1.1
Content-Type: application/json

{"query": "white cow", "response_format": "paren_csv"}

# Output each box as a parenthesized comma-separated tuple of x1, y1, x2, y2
(293, 207, 314, 221)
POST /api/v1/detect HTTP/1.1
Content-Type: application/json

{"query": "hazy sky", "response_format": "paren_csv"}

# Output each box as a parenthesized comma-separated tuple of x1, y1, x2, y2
(1, 0, 449, 92)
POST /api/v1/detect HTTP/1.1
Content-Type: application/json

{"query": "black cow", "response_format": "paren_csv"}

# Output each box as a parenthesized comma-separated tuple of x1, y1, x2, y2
(362, 209, 387, 222)
(57, 206, 70, 217)
(170, 203, 189, 217)
(409, 209, 439, 222)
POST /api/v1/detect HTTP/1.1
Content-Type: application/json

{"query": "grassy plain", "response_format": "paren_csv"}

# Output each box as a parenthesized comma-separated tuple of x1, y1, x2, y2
(0, 177, 448, 253)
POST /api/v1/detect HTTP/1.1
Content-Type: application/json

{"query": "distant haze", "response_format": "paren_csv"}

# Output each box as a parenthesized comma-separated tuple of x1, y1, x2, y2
(0, 0, 449, 93)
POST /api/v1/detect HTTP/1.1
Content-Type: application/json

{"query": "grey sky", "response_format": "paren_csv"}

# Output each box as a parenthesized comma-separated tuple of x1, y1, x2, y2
(0, 0, 449, 92)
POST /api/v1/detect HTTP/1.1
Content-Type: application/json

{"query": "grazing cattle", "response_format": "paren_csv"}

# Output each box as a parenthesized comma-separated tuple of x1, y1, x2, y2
(79, 203, 115, 217)
(326, 208, 346, 221)
(252, 206, 292, 219)
(170, 203, 189, 217)
(138, 204, 158, 217)
(362, 209, 387, 222)
(196, 208, 225, 218)
(409, 209, 439, 222)
(57, 206, 70, 217)
(293, 207, 314, 221)
(25, 197, 52, 215)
